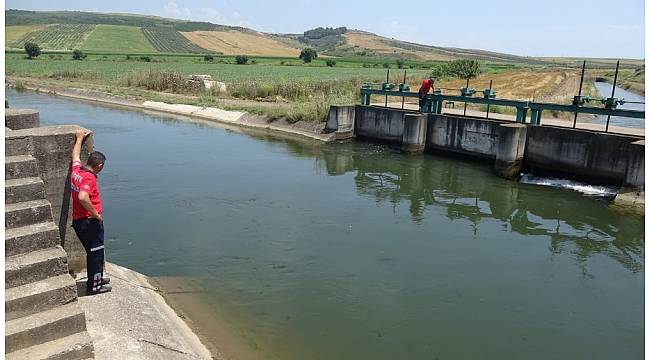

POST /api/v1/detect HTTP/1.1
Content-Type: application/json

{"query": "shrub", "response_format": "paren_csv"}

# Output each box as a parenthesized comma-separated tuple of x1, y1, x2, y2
(24, 42, 41, 59)
(123, 70, 202, 93)
(326, 59, 336, 67)
(72, 49, 87, 60)
(48, 69, 100, 81)
(382, 62, 390, 68)
(139, 56, 152, 62)
(251, 59, 257, 64)
(13, 80, 26, 91)
(235, 55, 249, 64)
(204, 54, 214, 62)
(299, 48, 318, 63)
(280, 61, 285, 65)
(125, 55, 132, 60)
(396, 59, 405, 69)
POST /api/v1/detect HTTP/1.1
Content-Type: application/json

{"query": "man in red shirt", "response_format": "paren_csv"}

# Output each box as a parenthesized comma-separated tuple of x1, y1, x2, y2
(418, 77, 435, 112)
(71, 130, 111, 295)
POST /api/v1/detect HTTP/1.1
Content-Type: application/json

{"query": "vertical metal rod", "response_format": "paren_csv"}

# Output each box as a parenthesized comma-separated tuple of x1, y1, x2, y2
(401, 70, 406, 109)
(485, 80, 493, 119)
(463, 78, 469, 116)
(605, 60, 620, 133)
(385, 69, 389, 107)
(573, 60, 586, 128)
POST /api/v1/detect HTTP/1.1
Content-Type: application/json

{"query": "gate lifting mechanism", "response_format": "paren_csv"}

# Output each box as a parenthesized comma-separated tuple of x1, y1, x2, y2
(360, 65, 644, 127)
(360, 84, 644, 125)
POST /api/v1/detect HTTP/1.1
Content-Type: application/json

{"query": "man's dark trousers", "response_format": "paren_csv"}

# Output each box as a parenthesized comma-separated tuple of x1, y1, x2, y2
(72, 218, 105, 292)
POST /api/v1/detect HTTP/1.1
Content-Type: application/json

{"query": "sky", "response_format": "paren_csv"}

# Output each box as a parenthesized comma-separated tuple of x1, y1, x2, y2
(5, 0, 646, 58)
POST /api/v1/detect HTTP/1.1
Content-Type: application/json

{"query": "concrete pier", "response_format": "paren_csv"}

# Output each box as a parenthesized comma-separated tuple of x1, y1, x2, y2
(624, 140, 644, 188)
(401, 113, 427, 152)
(6, 109, 39, 130)
(494, 123, 527, 179)
(325, 105, 356, 140)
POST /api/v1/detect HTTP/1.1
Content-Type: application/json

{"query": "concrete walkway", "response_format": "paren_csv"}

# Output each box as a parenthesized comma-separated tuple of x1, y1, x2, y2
(75, 263, 214, 360)
(377, 102, 645, 137)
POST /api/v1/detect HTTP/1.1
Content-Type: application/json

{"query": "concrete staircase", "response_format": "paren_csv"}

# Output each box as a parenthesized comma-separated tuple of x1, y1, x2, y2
(5, 151, 94, 359)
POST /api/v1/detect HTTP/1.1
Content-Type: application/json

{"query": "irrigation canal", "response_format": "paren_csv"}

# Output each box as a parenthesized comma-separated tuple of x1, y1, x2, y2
(7, 88, 644, 360)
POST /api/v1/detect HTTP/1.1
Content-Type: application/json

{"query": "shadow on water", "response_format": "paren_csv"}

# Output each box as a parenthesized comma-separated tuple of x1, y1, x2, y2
(241, 131, 644, 273)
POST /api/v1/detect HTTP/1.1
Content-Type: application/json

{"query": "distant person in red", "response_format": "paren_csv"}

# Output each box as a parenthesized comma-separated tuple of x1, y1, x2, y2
(418, 77, 435, 112)
(70, 130, 111, 295)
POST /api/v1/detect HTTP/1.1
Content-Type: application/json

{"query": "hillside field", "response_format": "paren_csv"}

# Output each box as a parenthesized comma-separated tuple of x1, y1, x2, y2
(81, 25, 156, 53)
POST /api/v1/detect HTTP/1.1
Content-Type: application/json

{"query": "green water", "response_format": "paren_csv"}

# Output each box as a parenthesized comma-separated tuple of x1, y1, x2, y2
(9, 89, 644, 359)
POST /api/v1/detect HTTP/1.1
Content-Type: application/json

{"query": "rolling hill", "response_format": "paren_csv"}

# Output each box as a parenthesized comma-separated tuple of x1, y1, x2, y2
(4, 9, 642, 67)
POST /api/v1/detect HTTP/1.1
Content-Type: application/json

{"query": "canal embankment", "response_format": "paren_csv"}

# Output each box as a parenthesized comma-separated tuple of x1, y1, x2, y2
(6, 78, 335, 143)
(77, 263, 214, 360)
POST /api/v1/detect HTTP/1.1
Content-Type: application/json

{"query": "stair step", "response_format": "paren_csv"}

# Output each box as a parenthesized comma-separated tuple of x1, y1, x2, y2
(6, 155, 39, 180)
(6, 177, 46, 204)
(5, 135, 33, 157)
(5, 302, 87, 354)
(5, 199, 53, 229)
(6, 247, 69, 289)
(5, 222, 60, 257)
(5, 331, 94, 360)
(6, 274, 78, 321)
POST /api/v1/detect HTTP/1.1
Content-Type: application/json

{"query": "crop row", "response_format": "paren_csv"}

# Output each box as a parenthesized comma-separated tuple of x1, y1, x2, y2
(12, 24, 96, 50)
(141, 26, 208, 53)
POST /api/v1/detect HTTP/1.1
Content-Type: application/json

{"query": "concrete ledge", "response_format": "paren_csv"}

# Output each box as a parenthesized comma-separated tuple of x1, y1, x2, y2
(6, 109, 39, 130)
(614, 189, 644, 211)
(77, 263, 213, 360)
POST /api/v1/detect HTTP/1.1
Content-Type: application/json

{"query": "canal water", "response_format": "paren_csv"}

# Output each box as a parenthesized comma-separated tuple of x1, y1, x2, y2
(593, 82, 645, 128)
(7, 89, 644, 360)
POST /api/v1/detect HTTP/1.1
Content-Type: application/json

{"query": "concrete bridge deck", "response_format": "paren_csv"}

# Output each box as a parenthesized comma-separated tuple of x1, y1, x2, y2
(375, 101, 645, 138)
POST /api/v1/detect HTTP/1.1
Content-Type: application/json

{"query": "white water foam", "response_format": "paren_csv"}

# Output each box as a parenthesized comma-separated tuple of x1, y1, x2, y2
(519, 174, 618, 197)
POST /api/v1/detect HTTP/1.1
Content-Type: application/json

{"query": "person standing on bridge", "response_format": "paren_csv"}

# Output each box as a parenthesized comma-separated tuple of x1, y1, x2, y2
(70, 129, 111, 295)
(418, 77, 436, 112)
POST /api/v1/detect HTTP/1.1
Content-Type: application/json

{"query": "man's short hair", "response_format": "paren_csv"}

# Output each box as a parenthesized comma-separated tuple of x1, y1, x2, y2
(87, 151, 106, 167)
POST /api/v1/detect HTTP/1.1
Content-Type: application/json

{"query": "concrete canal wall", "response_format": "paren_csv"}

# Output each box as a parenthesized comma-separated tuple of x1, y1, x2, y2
(333, 105, 644, 188)
(6, 112, 92, 273)
(524, 126, 642, 184)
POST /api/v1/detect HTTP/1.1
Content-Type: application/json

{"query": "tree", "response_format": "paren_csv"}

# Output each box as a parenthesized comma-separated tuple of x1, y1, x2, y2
(299, 48, 318, 63)
(429, 59, 482, 80)
(447, 59, 482, 80)
(396, 59, 405, 69)
(326, 59, 336, 67)
(235, 55, 249, 64)
(24, 42, 41, 59)
(72, 49, 87, 60)
(203, 54, 214, 62)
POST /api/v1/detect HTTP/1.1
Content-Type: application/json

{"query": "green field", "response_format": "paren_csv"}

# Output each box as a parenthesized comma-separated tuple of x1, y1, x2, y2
(142, 26, 207, 53)
(11, 24, 95, 50)
(5, 52, 432, 84)
(81, 25, 157, 53)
